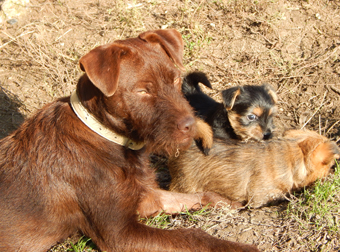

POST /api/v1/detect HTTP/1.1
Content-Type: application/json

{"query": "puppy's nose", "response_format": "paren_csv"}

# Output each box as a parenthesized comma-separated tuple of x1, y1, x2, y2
(177, 116, 195, 133)
(263, 131, 272, 140)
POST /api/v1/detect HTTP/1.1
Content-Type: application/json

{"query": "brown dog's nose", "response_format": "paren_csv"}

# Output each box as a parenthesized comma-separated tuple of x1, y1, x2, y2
(177, 116, 195, 133)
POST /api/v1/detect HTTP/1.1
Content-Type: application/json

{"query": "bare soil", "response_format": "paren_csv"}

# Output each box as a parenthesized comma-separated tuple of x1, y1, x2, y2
(1, 0, 340, 251)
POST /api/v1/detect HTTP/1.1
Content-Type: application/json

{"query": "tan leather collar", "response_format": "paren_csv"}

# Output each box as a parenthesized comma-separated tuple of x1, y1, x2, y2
(70, 90, 145, 150)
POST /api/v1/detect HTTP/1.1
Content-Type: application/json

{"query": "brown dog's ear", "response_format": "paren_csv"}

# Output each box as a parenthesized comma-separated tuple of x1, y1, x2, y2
(221, 87, 242, 110)
(297, 133, 339, 165)
(262, 83, 278, 104)
(300, 141, 340, 186)
(314, 142, 340, 165)
(79, 44, 132, 97)
(139, 29, 185, 71)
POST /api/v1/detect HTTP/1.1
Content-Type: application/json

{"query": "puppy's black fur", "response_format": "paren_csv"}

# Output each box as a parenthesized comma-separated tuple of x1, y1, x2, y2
(182, 72, 277, 153)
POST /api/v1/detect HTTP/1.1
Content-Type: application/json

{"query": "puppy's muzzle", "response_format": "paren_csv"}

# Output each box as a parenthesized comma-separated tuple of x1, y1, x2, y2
(263, 130, 272, 140)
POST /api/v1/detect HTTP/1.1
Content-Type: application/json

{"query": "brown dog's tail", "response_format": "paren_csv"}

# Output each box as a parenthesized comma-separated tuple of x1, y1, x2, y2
(194, 118, 213, 155)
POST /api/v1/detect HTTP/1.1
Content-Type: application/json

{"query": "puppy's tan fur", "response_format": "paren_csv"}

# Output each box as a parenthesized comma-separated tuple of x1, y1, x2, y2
(194, 117, 213, 150)
(169, 129, 340, 208)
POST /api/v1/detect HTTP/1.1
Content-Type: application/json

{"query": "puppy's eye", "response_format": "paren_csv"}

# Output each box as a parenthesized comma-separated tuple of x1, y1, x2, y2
(247, 114, 258, 121)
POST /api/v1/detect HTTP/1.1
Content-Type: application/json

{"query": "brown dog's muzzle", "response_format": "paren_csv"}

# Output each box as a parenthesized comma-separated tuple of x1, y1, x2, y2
(176, 116, 196, 148)
(177, 116, 195, 134)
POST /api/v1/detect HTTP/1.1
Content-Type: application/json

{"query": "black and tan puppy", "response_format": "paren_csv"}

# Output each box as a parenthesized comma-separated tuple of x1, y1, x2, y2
(182, 72, 278, 143)
(169, 129, 340, 208)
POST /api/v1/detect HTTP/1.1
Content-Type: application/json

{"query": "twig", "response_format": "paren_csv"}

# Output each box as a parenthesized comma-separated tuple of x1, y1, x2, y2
(279, 76, 304, 95)
(330, 85, 340, 96)
(244, 24, 278, 48)
(319, 114, 321, 135)
(55, 29, 72, 42)
(1, 31, 16, 40)
(193, 0, 205, 16)
(0, 31, 35, 49)
(301, 91, 328, 129)
(296, 45, 339, 73)
(326, 120, 340, 134)
(126, 3, 143, 9)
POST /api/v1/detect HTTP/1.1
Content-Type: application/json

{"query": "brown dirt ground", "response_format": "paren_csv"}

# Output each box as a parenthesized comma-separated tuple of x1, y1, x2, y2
(1, 0, 340, 251)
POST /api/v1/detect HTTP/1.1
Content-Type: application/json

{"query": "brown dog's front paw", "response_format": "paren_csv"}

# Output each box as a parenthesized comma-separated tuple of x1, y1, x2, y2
(201, 191, 243, 210)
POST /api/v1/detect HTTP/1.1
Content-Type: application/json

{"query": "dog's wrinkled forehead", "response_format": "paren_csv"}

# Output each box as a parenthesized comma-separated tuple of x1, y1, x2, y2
(114, 38, 182, 87)
(79, 29, 185, 97)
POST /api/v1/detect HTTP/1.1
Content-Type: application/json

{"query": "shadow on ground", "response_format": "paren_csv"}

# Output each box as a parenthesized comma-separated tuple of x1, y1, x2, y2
(0, 86, 25, 139)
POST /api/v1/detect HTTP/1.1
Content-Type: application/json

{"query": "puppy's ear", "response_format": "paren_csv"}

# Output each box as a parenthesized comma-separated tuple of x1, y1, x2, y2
(79, 44, 132, 97)
(221, 87, 242, 110)
(194, 118, 213, 155)
(139, 29, 185, 71)
(262, 83, 278, 104)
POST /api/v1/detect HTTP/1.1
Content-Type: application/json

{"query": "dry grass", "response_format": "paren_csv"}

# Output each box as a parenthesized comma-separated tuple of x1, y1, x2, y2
(1, 0, 340, 251)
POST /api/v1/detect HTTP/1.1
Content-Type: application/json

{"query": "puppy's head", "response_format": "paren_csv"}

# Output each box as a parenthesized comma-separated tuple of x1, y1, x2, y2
(222, 84, 277, 141)
(76, 29, 197, 156)
(284, 129, 340, 187)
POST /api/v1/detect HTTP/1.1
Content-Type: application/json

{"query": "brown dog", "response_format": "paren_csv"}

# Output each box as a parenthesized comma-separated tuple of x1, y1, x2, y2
(169, 129, 340, 208)
(0, 30, 259, 252)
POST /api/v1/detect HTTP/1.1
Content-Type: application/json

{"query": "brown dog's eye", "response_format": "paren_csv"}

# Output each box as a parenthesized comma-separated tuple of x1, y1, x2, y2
(174, 77, 181, 85)
(174, 77, 182, 90)
(137, 89, 148, 95)
(247, 114, 258, 121)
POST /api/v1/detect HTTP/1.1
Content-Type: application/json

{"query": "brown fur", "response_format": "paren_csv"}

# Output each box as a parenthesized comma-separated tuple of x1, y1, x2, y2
(169, 129, 340, 208)
(0, 29, 259, 252)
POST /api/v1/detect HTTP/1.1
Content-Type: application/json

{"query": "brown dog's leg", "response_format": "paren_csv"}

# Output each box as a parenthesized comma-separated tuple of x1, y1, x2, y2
(137, 188, 242, 217)
(77, 186, 257, 252)
(111, 222, 260, 252)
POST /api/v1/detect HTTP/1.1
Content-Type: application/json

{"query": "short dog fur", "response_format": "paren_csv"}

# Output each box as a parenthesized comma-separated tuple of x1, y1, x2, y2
(182, 72, 278, 143)
(169, 129, 340, 208)
(0, 30, 260, 252)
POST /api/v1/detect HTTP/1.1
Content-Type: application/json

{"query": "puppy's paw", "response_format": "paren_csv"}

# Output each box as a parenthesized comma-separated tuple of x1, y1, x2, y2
(194, 118, 213, 153)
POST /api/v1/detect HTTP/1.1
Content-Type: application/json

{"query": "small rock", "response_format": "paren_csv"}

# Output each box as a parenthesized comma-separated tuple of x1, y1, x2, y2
(0, 0, 29, 23)
(7, 18, 17, 25)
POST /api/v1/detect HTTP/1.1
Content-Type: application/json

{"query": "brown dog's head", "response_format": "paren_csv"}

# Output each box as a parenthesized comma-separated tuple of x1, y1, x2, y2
(76, 29, 197, 155)
(284, 129, 340, 188)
